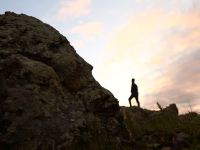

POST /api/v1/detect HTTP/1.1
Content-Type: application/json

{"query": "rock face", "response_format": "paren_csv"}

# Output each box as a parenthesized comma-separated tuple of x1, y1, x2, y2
(0, 12, 130, 150)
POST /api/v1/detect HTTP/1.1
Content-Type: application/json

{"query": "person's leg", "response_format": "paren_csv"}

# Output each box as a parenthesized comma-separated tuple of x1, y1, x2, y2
(128, 95, 134, 107)
(135, 95, 140, 108)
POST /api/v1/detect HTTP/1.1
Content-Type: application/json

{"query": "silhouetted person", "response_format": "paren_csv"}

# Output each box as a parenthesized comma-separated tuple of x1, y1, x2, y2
(128, 78, 140, 108)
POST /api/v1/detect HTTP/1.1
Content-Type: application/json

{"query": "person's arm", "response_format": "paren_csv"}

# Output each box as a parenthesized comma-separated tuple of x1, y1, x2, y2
(136, 84, 138, 93)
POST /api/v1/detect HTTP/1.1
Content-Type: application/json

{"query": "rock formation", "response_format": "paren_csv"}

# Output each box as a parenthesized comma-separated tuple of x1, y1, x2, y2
(0, 12, 130, 150)
(121, 104, 179, 121)
(121, 104, 200, 150)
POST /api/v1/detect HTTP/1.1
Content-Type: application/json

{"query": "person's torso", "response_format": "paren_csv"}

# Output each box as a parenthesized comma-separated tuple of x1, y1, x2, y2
(131, 83, 138, 94)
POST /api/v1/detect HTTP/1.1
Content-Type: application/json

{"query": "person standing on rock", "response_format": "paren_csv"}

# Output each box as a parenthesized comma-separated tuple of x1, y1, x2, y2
(128, 78, 140, 108)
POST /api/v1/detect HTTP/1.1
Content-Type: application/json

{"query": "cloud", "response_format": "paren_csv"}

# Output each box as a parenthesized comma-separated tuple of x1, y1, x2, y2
(146, 49, 200, 112)
(97, 7, 200, 113)
(135, 0, 145, 3)
(55, 0, 91, 21)
(135, 0, 200, 13)
(70, 21, 103, 48)
(71, 21, 103, 39)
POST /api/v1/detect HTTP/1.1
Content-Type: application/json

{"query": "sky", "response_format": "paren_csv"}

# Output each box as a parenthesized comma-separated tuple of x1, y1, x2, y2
(0, 0, 200, 113)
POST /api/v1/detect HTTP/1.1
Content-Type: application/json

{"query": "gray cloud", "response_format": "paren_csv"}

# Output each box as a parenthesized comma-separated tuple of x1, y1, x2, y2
(147, 49, 200, 112)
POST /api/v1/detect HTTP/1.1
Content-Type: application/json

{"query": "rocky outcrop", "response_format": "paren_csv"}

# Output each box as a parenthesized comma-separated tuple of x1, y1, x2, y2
(121, 104, 200, 150)
(121, 104, 178, 121)
(0, 12, 130, 150)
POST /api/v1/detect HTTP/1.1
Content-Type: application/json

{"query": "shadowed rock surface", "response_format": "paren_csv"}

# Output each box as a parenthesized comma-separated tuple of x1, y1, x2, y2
(0, 12, 131, 150)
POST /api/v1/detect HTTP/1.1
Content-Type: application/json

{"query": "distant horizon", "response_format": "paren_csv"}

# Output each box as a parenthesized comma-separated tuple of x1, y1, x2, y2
(0, 0, 200, 113)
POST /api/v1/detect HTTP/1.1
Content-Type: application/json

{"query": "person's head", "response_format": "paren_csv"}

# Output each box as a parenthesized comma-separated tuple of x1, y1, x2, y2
(132, 78, 135, 83)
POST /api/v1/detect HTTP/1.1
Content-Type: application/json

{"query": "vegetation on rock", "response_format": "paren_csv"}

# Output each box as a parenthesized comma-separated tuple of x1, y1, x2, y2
(121, 104, 200, 150)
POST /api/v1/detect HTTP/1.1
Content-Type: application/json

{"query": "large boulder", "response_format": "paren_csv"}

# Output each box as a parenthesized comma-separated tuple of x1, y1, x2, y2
(0, 12, 131, 150)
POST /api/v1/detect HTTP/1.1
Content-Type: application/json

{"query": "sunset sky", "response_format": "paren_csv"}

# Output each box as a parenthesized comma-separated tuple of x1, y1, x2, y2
(1, 0, 200, 113)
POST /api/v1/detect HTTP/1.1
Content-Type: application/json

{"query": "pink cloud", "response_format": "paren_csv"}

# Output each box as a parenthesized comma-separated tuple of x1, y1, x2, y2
(71, 22, 103, 39)
(70, 21, 103, 48)
(55, 0, 91, 21)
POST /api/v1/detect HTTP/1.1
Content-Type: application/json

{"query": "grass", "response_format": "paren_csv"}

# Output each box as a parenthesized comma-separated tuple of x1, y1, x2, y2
(68, 113, 133, 150)
(123, 105, 200, 149)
